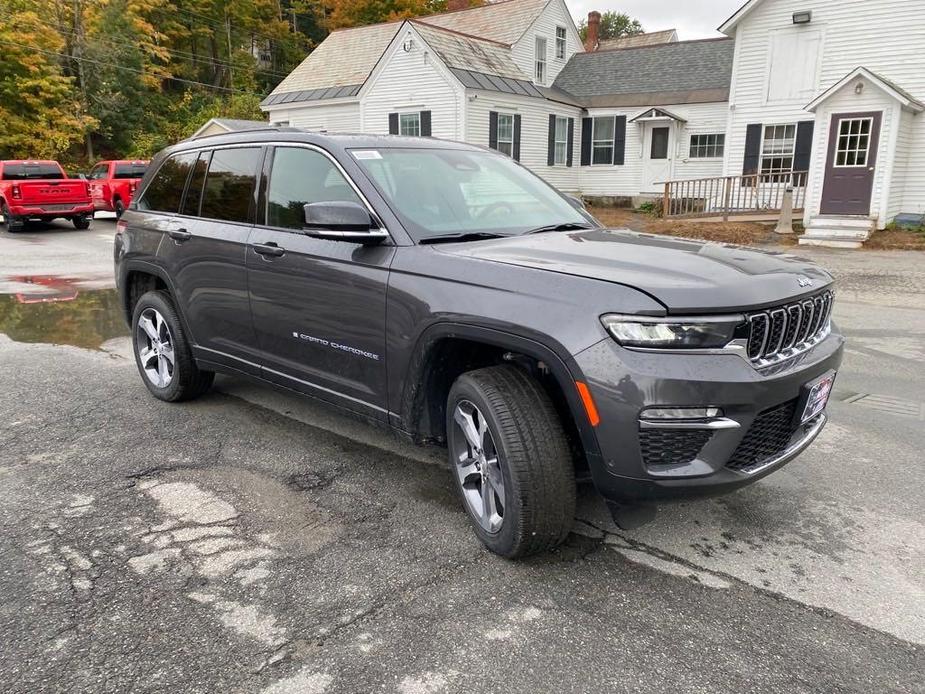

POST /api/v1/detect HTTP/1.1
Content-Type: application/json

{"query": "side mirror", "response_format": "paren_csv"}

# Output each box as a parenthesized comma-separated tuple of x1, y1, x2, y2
(303, 201, 387, 244)
(78, 173, 88, 181)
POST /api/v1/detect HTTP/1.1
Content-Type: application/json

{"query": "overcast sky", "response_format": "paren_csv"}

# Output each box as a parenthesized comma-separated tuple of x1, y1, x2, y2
(566, 0, 745, 40)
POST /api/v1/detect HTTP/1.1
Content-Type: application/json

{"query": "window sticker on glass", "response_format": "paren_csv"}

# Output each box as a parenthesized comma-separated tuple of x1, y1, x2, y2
(353, 150, 383, 160)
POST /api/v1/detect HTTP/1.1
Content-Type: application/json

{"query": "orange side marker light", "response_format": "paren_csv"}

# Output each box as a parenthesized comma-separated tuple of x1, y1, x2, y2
(575, 381, 600, 427)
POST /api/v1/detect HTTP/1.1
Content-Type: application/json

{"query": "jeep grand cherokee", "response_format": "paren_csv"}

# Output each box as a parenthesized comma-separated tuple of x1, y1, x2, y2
(114, 130, 844, 558)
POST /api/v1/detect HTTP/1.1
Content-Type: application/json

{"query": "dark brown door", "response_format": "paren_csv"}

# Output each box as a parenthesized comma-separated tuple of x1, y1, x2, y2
(820, 111, 881, 215)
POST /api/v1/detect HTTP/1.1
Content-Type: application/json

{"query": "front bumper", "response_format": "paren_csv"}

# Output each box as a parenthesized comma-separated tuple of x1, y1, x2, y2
(572, 329, 845, 503)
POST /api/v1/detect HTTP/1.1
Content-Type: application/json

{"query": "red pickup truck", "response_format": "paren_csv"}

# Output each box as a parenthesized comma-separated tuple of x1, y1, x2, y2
(88, 160, 149, 218)
(0, 160, 94, 232)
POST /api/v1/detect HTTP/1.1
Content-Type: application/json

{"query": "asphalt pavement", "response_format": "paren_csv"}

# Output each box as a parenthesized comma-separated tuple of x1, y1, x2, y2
(0, 218, 922, 693)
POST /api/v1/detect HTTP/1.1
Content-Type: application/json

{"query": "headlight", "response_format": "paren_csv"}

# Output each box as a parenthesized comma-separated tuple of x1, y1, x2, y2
(601, 314, 745, 349)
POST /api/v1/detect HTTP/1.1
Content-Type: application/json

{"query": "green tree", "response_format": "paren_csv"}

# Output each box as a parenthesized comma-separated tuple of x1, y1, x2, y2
(0, 1, 96, 159)
(579, 10, 644, 43)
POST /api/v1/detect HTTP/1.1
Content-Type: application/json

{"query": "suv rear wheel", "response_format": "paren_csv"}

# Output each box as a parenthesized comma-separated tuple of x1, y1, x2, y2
(131, 290, 214, 402)
(446, 365, 576, 558)
(72, 214, 91, 230)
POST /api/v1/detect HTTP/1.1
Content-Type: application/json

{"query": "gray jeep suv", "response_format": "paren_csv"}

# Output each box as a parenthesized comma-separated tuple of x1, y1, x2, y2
(114, 129, 844, 558)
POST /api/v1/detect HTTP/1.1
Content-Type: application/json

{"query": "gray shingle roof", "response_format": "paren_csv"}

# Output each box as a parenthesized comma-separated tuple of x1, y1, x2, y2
(553, 38, 734, 107)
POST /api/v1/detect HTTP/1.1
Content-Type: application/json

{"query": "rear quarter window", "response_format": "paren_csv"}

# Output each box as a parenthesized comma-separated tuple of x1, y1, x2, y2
(136, 152, 197, 213)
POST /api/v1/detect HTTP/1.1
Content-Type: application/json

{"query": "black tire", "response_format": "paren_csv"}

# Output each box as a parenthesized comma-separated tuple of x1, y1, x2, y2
(1, 202, 24, 233)
(446, 365, 576, 558)
(131, 290, 214, 402)
(114, 199, 125, 218)
(73, 214, 91, 230)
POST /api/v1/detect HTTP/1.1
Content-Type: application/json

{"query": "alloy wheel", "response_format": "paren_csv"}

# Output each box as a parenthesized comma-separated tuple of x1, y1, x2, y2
(135, 307, 175, 388)
(451, 400, 505, 533)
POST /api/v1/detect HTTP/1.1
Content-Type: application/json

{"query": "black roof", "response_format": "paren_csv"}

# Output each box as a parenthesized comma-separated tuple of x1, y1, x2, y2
(553, 38, 735, 108)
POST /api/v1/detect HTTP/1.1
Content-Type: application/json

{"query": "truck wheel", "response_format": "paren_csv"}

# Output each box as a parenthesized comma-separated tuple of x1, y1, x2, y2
(1, 203, 23, 233)
(114, 199, 125, 218)
(131, 290, 214, 402)
(446, 365, 576, 558)
(72, 214, 91, 230)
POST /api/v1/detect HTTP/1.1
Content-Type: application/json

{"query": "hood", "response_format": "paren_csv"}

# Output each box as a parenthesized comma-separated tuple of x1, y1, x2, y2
(436, 228, 833, 313)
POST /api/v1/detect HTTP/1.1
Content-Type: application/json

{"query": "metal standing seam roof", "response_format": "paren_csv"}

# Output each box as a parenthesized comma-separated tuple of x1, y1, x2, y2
(597, 29, 678, 51)
(552, 38, 735, 107)
(262, 0, 554, 107)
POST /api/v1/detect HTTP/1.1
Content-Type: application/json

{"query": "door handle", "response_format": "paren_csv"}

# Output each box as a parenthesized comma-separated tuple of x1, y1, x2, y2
(167, 228, 191, 242)
(253, 242, 285, 258)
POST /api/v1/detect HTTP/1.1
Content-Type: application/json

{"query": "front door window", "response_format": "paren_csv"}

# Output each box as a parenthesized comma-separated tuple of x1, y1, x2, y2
(834, 117, 873, 167)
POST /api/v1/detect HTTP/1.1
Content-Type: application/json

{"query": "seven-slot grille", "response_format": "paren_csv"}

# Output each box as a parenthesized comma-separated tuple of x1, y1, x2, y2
(746, 291, 833, 364)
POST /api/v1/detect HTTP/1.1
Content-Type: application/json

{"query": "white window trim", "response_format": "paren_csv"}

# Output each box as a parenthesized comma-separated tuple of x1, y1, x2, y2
(759, 123, 797, 177)
(497, 113, 515, 157)
(535, 36, 547, 85)
(555, 26, 567, 60)
(591, 116, 616, 166)
(833, 117, 873, 168)
(689, 133, 725, 160)
(398, 111, 422, 137)
(553, 116, 568, 165)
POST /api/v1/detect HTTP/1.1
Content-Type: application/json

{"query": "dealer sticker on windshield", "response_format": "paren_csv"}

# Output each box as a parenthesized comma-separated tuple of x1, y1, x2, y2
(800, 371, 836, 424)
(352, 150, 382, 160)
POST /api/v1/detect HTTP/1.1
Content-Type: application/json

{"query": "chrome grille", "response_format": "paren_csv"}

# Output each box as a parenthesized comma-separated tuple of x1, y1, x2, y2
(745, 291, 833, 366)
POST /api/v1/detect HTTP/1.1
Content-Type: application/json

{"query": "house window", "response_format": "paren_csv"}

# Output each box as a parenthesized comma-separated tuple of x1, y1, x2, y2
(760, 124, 796, 177)
(689, 134, 725, 159)
(834, 117, 873, 167)
(555, 26, 567, 59)
(535, 37, 547, 84)
(497, 113, 515, 157)
(399, 112, 421, 137)
(554, 116, 568, 165)
(592, 116, 615, 165)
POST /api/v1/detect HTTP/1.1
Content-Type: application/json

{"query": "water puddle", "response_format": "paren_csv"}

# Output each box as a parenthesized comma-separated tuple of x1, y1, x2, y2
(0, 278, 127, 350)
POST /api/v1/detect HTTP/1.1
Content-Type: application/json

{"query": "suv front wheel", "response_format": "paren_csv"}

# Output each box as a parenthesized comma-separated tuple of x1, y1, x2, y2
(131, 290, 214, 402)
(446, 365, 576, 558)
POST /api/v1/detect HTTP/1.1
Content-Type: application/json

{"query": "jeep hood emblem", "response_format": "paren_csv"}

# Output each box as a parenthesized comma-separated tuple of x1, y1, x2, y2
(797, 276, 813, 288)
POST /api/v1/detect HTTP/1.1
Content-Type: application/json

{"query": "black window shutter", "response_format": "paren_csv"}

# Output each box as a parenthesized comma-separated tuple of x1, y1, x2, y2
(513, 114, 522, 161)
(547, 115, 556, 166)
(489, 111, 499, 150)
(420, 110, 431, 137)
(566, 118, 574, 167)
(388, 113, 399, 135)
(613, 115, 626, 165)
(580, 117, 592, 166)
(743, 123, 762, 176)
(793, 120, 814, 173)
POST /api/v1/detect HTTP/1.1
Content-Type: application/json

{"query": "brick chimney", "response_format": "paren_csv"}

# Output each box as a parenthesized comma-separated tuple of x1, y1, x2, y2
(584, 11, 601, 51)
(447, 0, 469, 11)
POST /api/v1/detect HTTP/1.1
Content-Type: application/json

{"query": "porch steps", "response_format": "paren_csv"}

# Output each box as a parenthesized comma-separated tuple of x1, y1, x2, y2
(799, 216, 876, 249)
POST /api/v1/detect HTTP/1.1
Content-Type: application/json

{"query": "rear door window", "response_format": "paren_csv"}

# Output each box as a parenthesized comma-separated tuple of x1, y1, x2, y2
(181, 151, 210, 217)
(266, 146, 362, 230)
(137, 152, 197, 213)
(200, 147, 261, 223)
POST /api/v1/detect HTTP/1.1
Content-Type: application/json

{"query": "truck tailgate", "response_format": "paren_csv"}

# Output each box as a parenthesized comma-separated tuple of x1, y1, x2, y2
(17, 179, 90, 205)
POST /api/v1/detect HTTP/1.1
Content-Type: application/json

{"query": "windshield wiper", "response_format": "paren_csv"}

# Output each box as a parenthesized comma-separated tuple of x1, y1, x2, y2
(525, 222, 594, 235)
(420, 232, 510, 245)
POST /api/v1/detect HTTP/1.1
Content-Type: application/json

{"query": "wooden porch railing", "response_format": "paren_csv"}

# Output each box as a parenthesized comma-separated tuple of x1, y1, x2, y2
(662, 171, 808, 220)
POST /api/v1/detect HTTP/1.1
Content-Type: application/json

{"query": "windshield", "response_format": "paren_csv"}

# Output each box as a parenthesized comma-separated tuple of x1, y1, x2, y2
(350, 147, 590, 241)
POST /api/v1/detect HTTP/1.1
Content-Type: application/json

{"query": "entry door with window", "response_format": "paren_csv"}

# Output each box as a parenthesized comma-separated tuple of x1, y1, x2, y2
(246, 146, 394, 419)
(641, 124, 673, 192)
(820, 112, 881, 216)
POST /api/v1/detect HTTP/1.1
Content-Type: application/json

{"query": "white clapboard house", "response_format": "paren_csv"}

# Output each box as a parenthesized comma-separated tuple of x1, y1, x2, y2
(262, 0, 924, 246)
